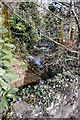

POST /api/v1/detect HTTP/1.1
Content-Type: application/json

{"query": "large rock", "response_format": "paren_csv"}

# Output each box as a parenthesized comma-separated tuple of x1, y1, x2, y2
(11, 57, 41, 88)
(11, 56, 56, 88)
(12, 100, 43, 118)
(13, 101, 31, 118)
(46, 83, 79, 118)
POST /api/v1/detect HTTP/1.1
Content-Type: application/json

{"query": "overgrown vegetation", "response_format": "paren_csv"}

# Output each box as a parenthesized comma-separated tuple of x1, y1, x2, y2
(0, 1, 79, 119)
(9, 2, 42, 57)
(0, 17, 19, 113)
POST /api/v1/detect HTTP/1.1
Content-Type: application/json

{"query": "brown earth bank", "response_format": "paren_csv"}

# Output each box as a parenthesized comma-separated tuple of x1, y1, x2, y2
(10, 57, 41, 88)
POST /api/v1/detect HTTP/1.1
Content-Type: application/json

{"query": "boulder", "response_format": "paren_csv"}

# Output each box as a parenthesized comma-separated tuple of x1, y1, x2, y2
(11, 57, 41, 88)
(12, 100, 43, 118)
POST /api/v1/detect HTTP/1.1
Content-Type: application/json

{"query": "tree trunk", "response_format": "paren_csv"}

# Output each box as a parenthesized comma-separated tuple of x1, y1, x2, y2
(1, 2, 13, 43)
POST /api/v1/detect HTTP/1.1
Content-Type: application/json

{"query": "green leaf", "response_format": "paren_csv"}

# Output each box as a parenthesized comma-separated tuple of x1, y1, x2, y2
(0, 52, 2, 56)
(2, 49, 12, 55)
(2, 90, 9, 96)
(3, 71, 17, 80)
(0, 60, 2, 64)
(7, 93, 16, 98)
(1, 97, 8, 109)
(2, 75, 11, 82)
(0, 18, 5, 24)
(2, 55, 13, 60)
(0, 90, 3, 96)
(2, 61, 13, 68)
(4, 44, 16, 49)
(0, 29, 8, 34)
(0, 77, 11, 90)
(4, 37, 9, 41)
(0, 39, 4, 43)
(8, 88, 19, 94)
(0, 68, 6, 75)
(7, 94, 19, 101)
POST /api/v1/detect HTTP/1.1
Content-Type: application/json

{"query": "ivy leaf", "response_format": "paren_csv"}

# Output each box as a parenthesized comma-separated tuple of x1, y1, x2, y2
(8, 88, 19, 94)
(2, 61, 13, 68)
(0, 60, 2, 64)
(0, 29, 8, 34)
(0, 77, 11, 90)
(3, 71, 17, 80)
(4, 44, 16, 49)
(0, 68, 6, 75)
(2, 75, 11, 83)
(1, 97, 8, 109)
(2, 49, 12, 55)
(0, 53, 2, 57)
(0, 90, 3, 96)
(4, 37, 9, 41)
(2, 55, 13, 61)
(0, 18, 5, 24)
(7, 94, 19, 101)
(0, 39, 4, 43)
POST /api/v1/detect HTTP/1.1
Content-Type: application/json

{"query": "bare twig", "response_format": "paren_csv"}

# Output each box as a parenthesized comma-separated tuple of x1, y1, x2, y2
(2, 2, 80, 54)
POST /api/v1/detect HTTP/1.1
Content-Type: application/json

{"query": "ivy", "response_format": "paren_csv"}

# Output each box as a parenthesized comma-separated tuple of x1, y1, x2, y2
(0, 17, 19, 111)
